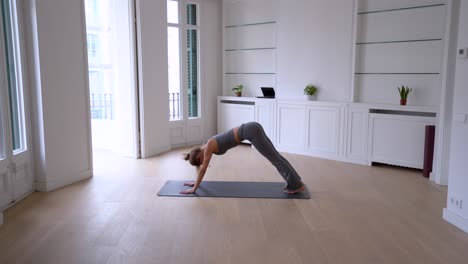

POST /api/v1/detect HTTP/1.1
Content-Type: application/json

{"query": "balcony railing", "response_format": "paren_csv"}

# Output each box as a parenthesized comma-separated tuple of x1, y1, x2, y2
(169, 92, 181, 120)
(90, 93, 114, 120)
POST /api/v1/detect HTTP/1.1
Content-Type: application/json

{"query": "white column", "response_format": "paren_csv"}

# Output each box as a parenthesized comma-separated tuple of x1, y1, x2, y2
(443, 0, 468, 233)
(25, 0, 93, 191)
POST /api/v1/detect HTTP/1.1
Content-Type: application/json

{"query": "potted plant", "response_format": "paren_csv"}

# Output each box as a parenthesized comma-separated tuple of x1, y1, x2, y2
(232, 84, 243, 97)
(397, 85, 413, 105)
(304, 84, 318, 100)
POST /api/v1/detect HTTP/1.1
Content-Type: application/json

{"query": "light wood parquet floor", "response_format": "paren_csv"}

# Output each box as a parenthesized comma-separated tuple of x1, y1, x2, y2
(1, 145, 468, 264)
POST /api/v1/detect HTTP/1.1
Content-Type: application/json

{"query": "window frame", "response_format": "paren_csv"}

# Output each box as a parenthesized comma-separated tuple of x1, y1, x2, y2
(185, 2, 200, 119)
(1, 0, 27, 154)
(167, 0, 201, 121)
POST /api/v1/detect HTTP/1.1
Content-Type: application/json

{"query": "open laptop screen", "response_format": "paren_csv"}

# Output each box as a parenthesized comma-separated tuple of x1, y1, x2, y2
(260, 87, 275, 98)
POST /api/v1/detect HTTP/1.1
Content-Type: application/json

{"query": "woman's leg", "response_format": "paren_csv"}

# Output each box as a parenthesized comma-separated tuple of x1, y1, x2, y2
(239, 122, 303, 190)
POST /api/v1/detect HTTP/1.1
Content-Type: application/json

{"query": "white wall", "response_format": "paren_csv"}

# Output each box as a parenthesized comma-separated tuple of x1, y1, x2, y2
(200, 0, 223, 139)
(444, 0, 468, 233)
(276, 0, 355, 101)
(25, 0, 93, 191)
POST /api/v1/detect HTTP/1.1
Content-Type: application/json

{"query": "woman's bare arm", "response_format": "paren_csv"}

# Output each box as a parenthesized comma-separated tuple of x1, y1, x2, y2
(184, 166, 200, 186)
(180, 141, 215, 194)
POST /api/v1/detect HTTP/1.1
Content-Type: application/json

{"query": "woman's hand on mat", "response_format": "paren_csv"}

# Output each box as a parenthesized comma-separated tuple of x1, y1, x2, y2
(183, 182, 195, 187)
(180, 188, 196, 194)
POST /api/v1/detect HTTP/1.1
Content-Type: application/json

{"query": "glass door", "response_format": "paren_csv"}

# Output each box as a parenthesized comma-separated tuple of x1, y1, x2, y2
(0, 53, 12, 209)
(168, 0, 203, 145)
(0, 0, 33, 208)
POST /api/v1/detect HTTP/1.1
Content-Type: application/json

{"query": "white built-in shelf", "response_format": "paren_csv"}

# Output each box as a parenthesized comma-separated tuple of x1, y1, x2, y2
(357, 3, 445, 15)
(276, 99, 346, 107)
(353, 0, 447, 107)
(225, 73, 275, 75)
(225, 48, 276, 51)
(219, 96, 438, 115)
(355, 73, 440, 75)
(354, 102, 438, 114)
(225, 21, 276, 28)
(356, 38, 442, 45)
(223, 0, 278, 96)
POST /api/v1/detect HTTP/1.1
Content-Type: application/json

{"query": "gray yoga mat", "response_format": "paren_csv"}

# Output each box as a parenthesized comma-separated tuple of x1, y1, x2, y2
(157, 180, 310, 199)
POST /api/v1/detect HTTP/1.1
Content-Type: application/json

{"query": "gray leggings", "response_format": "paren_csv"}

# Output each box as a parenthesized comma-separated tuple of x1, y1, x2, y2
(238, 122, 303, 189)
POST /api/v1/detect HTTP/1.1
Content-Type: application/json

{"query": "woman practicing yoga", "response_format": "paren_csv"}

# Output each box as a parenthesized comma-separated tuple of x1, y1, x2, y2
(181, 122, 305, 194)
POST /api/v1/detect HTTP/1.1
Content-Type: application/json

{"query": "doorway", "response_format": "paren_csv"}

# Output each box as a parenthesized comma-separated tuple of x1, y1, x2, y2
(84, 0, 140, 158)
(0, 0, 33, 210)
(167, 0, 204, 146)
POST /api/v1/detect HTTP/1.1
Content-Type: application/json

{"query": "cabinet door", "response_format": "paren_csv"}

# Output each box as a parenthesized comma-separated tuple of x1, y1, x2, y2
(218, 102, 255, 134)
(255, 101, 275, 144)
(368, 113, 435, 169)
(346, 106, 369, 164)
(276, 103, 306, 152)
(306, 105, 340, 158)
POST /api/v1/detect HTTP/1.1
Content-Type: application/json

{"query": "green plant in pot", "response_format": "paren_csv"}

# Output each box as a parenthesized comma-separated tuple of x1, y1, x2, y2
(232, 84, 243, 97)
(304, 84, 318, 100)
(397, 85, 413, 105)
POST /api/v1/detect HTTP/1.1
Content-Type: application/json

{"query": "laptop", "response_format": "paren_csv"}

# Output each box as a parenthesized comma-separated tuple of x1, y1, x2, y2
(257, 87, 275, 98)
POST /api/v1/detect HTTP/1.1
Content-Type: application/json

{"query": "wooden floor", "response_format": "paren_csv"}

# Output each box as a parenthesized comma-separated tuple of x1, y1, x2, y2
(1, 145, 468, 264)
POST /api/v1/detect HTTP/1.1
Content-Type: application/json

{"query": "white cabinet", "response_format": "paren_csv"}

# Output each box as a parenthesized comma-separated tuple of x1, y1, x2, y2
(255, 100, 276, 143)
(276, 103, 306, 152)
(218, 100, 255, 133)
(306, 105, 341, 158)
(217, 97, 276, 144)
(217, 97, 438, 169)
(346, 106, 369, 164)
(368, 113, 435, 169)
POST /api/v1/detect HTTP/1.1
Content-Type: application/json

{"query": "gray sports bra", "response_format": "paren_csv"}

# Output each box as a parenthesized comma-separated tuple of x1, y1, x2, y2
(211, 129, 238, 155)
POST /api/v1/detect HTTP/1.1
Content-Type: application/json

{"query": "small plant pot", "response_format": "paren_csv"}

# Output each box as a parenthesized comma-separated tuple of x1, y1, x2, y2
(400, 99, 407, 106)
(305, 95, 316, 101)
(235, 92, 242, 97)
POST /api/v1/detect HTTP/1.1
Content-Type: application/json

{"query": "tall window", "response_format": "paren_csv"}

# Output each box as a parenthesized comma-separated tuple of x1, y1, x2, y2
(167, 1, 200, 121)
(1, 0, 25, 152)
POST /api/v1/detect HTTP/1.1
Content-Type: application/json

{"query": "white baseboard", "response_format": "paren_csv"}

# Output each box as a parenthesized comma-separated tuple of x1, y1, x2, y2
(0, 212, 3, 225)
(35, 169, 92, 192)
(443, 208, 468, 233)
